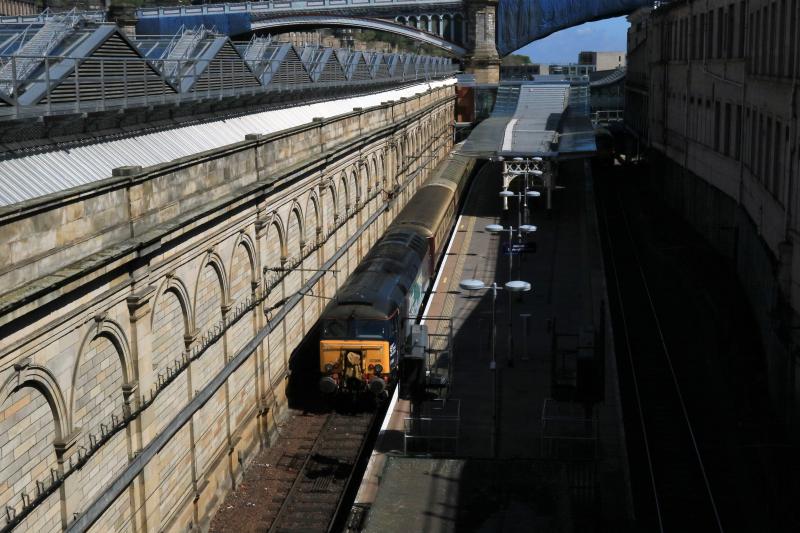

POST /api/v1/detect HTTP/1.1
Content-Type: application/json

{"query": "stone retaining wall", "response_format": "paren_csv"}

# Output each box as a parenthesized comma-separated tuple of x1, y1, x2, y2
(0, 83, 456, 532)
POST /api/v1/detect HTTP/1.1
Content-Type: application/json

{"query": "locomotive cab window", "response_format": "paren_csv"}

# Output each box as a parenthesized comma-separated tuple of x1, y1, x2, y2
(322, 319, 348, 339)
(355, 319, 388, 339)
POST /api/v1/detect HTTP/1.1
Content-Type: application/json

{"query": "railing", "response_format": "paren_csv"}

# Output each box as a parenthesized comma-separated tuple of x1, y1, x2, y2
(0, 8, 81, 95)
(591, 109, 625, 125)
(136, 0, 461, 18)
(0, 7, 104, 25)
(0, 53, 457, 120)
(159, 25, 210, 79)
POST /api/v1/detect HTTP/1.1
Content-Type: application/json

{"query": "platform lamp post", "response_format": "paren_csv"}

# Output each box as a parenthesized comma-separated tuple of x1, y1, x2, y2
(500, 189, 541, 229)
(485, 223, 537, 281)
(459, 278, 532, 458)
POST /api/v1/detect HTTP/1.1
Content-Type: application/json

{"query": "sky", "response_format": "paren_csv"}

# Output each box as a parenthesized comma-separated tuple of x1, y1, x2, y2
(513, 16, 630, 64)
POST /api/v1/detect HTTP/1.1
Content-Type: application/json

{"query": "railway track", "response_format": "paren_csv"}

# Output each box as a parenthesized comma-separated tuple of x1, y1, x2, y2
(210, 408, 379, 533)
(595, 164, 724, 532)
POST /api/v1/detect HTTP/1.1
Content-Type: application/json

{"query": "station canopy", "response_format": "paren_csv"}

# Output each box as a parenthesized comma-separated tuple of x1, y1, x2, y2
(460, 78, 597, 159)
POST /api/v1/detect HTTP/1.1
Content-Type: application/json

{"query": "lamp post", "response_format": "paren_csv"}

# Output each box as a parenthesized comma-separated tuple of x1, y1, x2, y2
(500, 189, 541, 228)
(485, 223, 537, 281)
(459, 278, 531, 458)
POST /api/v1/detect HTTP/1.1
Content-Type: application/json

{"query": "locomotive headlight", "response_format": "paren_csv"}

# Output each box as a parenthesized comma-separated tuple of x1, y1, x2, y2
(374, 364, 384, 375)
(324, 363, 334, 374)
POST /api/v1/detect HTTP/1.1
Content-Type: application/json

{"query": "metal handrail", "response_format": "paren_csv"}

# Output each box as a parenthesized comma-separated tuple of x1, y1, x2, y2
(0, 8, 81, 95)
(0, 52, 457, 120)
(136, 0, 460, 18)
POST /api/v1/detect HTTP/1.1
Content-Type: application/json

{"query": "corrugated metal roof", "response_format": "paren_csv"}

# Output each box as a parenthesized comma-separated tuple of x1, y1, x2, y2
(503, 83, 569, 154)
(0, 78, 456, 207)
(461, 82, 570, 157)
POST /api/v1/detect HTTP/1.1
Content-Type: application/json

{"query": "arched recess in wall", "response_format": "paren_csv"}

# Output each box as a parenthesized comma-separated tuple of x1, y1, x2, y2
(227, 233, 258, 430)
(304, 192, 321, 249)
(322, 182, 336, 233)
(304, 193, 321, 271)
(0, 366, 67, 521)
(192, 252, 229, 390)
(151, 277, 193, 372)
(361, 161, 371, 202)
(191, 251, 230, 476)
(454, 14, 464, 43)
(149, 275, 193, 436)
(432, 14, 441, 36)
(349, 169, 359, 207)
(370, 156, 379, 193)
(149, 274, 195, 521)
(285, 205, 304, 295)
(420, 14, 429, 31)
(264, 216, 287, 274)
(69, 318, 134, 507)
(71, 319, 133, 435)
(338, 173, 349, 217)
(228, 234, 257, 354)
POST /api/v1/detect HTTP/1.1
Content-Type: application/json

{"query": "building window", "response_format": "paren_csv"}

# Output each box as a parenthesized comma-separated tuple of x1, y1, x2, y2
(727, 4, 735, 57)
(761, 6, 768, 74)
(714, 101, 721, 151)
(769, 2, 777, 75)
(708, 11, 714, 59)
(717, 7, 724, 58)
(738, 2, 746, 58)
(790, 0, 798, 77)
(773, 120, 783, 201)
(764, 116, 772, 188)
(724, 102, 732, 156)
(779, 0, 787, 74)
(735, 104, 742, 160)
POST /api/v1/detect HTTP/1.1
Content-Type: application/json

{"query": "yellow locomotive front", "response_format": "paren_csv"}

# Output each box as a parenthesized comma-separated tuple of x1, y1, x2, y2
(318, 316, 396, 396)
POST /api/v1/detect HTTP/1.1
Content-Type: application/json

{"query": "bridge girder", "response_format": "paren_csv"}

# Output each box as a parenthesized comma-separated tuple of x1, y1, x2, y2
(251, 16, 467, 57)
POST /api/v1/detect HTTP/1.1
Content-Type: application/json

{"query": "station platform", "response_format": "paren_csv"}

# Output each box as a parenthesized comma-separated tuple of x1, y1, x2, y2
(351, 159, 633, 531)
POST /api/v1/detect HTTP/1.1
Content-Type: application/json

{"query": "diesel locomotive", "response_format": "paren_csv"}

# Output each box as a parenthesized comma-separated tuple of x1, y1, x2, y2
(318, 149, 479, 395)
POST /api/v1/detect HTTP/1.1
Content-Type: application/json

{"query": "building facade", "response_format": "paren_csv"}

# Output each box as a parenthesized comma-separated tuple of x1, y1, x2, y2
(579, 50, 627, 70)
(626, 1, 800, 430)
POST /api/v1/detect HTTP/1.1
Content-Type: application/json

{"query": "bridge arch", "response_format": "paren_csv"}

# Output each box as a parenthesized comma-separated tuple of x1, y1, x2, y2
(250, 16, 466, 57)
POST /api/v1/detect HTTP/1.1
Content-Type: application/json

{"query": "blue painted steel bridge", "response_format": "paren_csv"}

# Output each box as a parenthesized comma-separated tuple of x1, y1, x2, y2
(134, 0, 654, 57)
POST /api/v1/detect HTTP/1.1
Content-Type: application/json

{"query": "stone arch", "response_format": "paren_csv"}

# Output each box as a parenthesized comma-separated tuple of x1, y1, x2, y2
(338, 173, 349, 215)
(286, 203, 304, 257)
(322, 182, 336, 228)
(265, 214, 287, 263)
(396, 15, 406, 25)
(442, 13, 452, 41)
(0, 365, 69, 440)
(150, 276, 193, 394)
(305, 192, 321, 244)
(420, 14, 429, 31)
(454, 13, 464, 43)
(193, 250, 229, 312)
(151, 275, 193, 334)
(349, 168, 360, 205)
(71, 318, 133, 435)
(230, 232, 257, 282)
(0, 367, 65, 520)
(227, 234, 258, 423)
(370, 155, 379, 191)
(229, 233, 257, 306)
(192, 251, 229, 391)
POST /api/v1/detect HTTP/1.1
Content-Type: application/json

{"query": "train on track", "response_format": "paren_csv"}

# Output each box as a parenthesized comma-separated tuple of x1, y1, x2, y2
(318, 148, 479, 395)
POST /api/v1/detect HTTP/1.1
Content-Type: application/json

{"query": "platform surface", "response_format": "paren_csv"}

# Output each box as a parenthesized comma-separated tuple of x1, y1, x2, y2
(355, 158, 632, 531)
